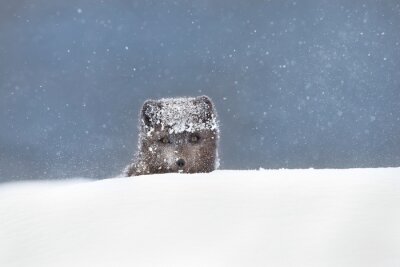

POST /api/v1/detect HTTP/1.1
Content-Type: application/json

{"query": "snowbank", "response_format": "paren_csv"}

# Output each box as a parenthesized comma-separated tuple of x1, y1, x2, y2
(1, 168, 400, 267)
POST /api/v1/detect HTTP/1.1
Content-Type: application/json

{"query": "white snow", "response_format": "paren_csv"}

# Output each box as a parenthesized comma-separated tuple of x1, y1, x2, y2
(1, 168, 400, 267)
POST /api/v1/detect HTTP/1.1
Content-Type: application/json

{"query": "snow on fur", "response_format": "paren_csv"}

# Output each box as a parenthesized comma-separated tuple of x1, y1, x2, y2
(143, 97, 218, 134)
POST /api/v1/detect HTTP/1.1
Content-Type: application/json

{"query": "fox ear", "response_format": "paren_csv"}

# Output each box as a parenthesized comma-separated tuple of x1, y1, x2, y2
(141, 100, 159, 127)
(196, 95, 214, 111)
(196, 95, 215, 123)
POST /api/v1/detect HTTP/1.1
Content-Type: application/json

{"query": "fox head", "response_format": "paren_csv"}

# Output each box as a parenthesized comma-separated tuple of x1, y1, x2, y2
(134, 95, 219, 175)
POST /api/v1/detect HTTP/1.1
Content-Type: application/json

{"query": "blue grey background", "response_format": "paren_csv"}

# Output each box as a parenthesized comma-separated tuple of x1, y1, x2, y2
(1, 0, 399, 182)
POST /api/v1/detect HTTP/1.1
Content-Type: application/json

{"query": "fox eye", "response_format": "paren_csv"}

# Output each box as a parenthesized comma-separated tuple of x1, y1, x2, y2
(159, 136, 170, 144)
(189, 134, 200, 143)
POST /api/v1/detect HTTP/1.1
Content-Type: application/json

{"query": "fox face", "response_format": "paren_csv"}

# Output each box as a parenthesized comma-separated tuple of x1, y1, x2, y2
(139, 129, 218, 174)
(125, 95, 219, 176)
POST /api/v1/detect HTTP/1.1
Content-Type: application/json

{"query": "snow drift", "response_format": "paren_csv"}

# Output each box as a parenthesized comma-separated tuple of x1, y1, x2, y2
(1, 168, 400, 267)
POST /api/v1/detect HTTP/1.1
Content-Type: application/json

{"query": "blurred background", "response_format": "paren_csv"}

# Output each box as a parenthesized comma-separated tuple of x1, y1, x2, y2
(0, 0, 399, 182)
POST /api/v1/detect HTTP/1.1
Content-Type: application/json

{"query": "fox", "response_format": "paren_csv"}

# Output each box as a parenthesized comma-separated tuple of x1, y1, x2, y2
(124, 95, 219, 176)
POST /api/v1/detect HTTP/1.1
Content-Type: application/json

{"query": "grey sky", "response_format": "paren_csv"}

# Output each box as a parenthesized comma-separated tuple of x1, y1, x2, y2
(0, 0, 399, 182)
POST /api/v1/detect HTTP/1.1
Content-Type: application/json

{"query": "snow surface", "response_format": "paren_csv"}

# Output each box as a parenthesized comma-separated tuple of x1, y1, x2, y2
(1, 168, 400, 267)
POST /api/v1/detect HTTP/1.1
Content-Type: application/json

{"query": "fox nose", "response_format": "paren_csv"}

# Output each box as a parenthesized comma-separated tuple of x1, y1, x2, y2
(176, 158, 185, 168)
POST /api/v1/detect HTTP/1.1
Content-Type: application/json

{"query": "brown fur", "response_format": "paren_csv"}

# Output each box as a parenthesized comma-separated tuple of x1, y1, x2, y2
(125, 96, 219, 176)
